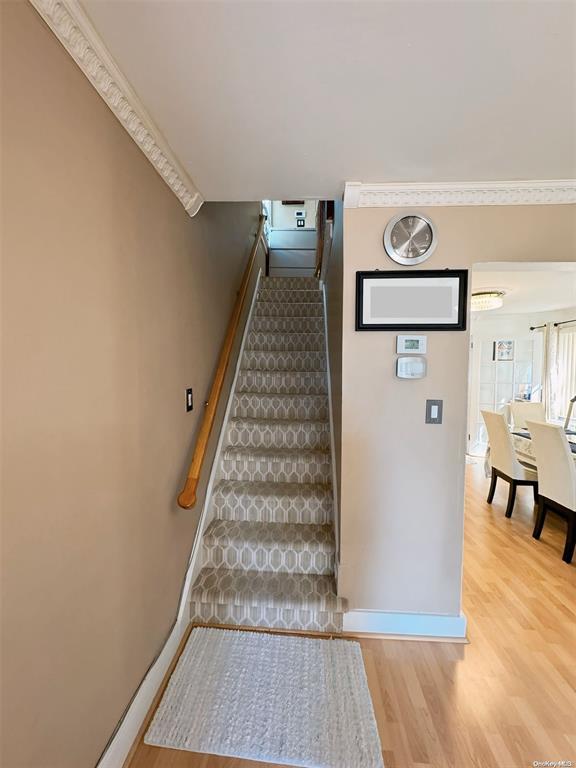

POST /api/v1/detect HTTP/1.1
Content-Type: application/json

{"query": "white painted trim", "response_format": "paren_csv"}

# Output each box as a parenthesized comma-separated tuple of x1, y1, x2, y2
(97, 270, 263, 767)
(177, 267, 264, 620)
(29, 0, 203, 217)
(97, 618, 187, 768)
(344, 180, 576, 208)
(321, 282, 340, 571)
(343, 609, 468, 639)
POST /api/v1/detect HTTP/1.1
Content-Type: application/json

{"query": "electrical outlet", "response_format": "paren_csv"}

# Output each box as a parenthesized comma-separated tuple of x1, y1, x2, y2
(186, 388, 193, 412)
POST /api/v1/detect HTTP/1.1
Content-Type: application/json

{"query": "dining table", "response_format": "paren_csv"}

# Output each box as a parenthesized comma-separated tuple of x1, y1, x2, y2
(511, 428, 576, 469)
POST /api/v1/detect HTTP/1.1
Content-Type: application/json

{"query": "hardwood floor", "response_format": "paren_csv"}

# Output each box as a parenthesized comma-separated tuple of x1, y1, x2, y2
(127, 462, 576, 768)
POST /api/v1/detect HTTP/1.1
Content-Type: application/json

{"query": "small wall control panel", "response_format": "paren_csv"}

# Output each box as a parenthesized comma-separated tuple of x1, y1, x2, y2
(396, 335, 427, 354)
(396, 356, 427, 379)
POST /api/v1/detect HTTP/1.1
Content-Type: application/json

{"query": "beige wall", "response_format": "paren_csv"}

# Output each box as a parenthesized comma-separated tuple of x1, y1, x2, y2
(339, 204, 576, 614)
(0, 4, 260, 766)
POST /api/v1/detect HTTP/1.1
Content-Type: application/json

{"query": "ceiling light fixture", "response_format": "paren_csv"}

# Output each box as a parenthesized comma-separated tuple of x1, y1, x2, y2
(471, 290, 505, 312)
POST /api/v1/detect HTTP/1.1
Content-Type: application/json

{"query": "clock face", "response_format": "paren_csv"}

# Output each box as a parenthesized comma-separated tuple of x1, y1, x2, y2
(383, 214, 437, 265)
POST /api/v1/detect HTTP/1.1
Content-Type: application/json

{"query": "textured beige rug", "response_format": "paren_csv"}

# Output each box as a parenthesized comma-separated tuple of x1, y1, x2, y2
(145, 627, 383, 768)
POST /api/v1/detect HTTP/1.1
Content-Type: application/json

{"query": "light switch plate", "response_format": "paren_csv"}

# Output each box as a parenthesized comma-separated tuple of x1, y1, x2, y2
(426, 399, 443, 424)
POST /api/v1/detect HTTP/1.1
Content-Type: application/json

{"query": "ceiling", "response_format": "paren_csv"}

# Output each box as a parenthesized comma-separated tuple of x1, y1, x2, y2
(81, 0, 576, 201)
(472, 264, 576, 314)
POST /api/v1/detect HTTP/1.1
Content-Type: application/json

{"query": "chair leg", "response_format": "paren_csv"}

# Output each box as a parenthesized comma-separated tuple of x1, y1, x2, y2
(533, 497, 547, 540)
(505, 481, 517, 518)
(487, 469, 497, 504)
(532, 483, 539, 504)
(562, 513, 575, 564)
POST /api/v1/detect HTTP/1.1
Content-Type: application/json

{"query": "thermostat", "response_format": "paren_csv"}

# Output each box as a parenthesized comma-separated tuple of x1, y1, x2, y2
(397, 335, 427, 354)
(396, 356, 427, 379)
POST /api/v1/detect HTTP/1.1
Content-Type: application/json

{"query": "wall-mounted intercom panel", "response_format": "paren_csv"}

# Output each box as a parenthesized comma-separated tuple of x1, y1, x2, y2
(396, 356, 427, 379)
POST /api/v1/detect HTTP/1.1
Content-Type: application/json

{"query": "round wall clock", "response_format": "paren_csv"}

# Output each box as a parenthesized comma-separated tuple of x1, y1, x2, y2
(383, 213, 437, 266)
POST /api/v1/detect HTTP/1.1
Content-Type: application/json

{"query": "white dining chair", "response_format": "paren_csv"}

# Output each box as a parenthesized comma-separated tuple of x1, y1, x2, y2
(481, 410, 538, 518)
(510, 401, 546, 430)
(526, 420, 576, 564)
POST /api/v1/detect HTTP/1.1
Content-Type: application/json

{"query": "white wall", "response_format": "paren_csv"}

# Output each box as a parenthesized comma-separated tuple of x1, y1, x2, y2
(270, 200, 317, 229)
(468, 307, 576, 452)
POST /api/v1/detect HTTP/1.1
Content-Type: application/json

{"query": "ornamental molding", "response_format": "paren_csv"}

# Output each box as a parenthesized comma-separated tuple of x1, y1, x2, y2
(30, 0, 204, 216)
(344, 180, 576, 209)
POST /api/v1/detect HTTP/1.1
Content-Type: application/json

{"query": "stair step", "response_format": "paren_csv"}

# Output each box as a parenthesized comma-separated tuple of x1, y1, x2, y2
(226, 417, 330, 451)
(268, 230, 317, 250)
(190, 567, 344, 632)
(221, 446, 331, 483)
(269, 268, 316, 278)
(202, 520, 335, 575)
(250, 316, 324, 334)
(258, 288, 322, 304)
(236, 370, 327, 395)
(246, 331, 324, 352)
(269, 249, 317, 269)
(260, 276, 319, 290)
(242, 350, 326, 372)
(255, 302, 323, 318)
(231, 393, 328, 421)
(212, 480, 332, 524)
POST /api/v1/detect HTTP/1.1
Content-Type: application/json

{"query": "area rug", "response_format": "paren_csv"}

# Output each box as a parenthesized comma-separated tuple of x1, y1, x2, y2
(145, 627, 384, 768)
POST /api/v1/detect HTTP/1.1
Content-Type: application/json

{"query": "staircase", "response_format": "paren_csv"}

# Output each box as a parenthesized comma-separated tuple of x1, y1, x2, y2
(268, 228, 318, 276)
(190, 275, 345, 632)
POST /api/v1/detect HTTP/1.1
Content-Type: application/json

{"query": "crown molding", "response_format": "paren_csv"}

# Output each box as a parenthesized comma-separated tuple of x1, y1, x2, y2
(30, 0, 204, 217)
(344, 180, 576, 209)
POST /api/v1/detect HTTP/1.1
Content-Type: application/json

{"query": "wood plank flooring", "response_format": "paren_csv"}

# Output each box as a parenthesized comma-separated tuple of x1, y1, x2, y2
(127, 462, 576, 767)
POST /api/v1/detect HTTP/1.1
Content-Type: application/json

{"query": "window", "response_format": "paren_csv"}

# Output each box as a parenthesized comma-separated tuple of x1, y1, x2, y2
(550, 324, 576, 425)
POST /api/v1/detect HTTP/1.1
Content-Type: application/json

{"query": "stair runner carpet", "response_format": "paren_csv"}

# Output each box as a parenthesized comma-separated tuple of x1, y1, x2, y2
(190, 276, 345, 632)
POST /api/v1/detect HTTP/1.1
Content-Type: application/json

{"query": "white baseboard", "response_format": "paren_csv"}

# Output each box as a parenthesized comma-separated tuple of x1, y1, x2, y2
(97, 619, 187, 768)
(343, 609, 467, 639)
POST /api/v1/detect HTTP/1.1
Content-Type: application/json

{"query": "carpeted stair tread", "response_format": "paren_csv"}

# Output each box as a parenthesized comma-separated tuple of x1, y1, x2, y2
(242, 350, 326, 372)
(226, 417, 330, 450)
(257, 288, 323, 304)
(191, 567, 345, 612)
(204, 519, 334, 551)
(250, 316, 324, 334)
(255, 302, 323, 318)
(213, 479, 331, 498)
(231, 393, 328, 420)
(212, 479, 333, 524)
(202, 520, 335, 575)
(260, 276, 320, 289)
(236, 370, 327, 394)
(220, 445, 331, 483)
(246, 331, 324, 352)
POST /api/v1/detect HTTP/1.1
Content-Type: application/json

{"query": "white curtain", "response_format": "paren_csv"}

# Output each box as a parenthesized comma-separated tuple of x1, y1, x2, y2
(550, 323, 576, 424)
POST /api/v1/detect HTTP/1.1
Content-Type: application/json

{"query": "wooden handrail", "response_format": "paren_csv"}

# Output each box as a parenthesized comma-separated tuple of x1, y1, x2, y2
(177, 214, 267, 509)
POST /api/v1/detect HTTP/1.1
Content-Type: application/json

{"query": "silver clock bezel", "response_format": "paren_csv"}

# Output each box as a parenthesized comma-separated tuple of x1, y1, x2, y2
(383, 213, 437, 266)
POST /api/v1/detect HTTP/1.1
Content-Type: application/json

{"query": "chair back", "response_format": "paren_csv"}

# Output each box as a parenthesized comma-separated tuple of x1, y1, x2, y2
(482, 410, 526, 479)
(510, 401, 546, 430)
(525, 421, 576, 511)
